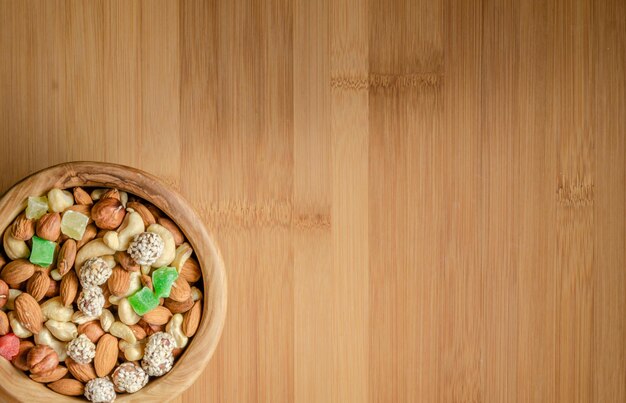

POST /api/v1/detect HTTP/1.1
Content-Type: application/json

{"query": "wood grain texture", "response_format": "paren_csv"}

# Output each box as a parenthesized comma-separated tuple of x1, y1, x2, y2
(0, 0, 624, 402)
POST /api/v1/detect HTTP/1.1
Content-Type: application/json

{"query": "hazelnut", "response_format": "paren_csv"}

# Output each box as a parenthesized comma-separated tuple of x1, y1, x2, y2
(36, 212, 62, 241)
(92, 198, 126, 230)
(27, 344, 59, 375)
(13, 340, 34, 371)
(78, 321, 105, 343)
(0, 279, 8, 309)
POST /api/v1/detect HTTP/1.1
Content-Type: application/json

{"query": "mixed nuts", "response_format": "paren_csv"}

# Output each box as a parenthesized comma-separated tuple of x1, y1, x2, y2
(0, 187, 203, 402)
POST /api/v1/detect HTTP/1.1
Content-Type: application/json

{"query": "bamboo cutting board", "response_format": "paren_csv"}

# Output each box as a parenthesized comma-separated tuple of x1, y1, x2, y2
(0, 1, 624, 402)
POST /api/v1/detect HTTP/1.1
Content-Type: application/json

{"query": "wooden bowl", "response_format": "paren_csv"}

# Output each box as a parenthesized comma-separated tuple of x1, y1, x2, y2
(0, 162, 227, 402)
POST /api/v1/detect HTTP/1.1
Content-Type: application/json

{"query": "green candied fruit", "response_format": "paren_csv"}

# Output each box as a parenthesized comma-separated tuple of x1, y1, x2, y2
(128, 287, 161, 316)
(29, 236, 57, 267)
(152, 266, 179, 298)
(61, 210, 90, 241)
(25, 196, 49, 219)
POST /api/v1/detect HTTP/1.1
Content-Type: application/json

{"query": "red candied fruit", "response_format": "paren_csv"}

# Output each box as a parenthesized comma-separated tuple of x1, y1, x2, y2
(0, 333, 20, 361)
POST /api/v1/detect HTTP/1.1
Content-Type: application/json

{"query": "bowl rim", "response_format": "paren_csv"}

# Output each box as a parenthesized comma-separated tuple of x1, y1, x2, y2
(0, 161, 227, 402)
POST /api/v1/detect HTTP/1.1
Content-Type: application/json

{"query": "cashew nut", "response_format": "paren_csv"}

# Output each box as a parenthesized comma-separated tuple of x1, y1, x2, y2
(8, 311, 32, 338)
(34, 328, 68, 361)
(119, 191, 128, 207)
(141, 265, 151, 275)
(118, 298, 141, 326)
(109, 321, 137, 344)
(108, 295, 123, 305)
(99, 308, 115, 332)
(47, 188, 74, 213)
(50, 269, 62, 281)
(147, 224, 176, 267)
(171, 243, 193, 273)
(90, 189, 107, 201)
(6, 289, 22, 310)
(41, 297, 74, 322)
(119, 339, 146, 361)
(102, 255, 116, 269)
(124, 272, 142, 297)
(45, 319, 78, 341)
(3, 228, 30, 260)
(74, 239, 116, 272)
(190, 287, 203, 302)
(103, 211, 144, 251)
(72, 311, 99, 325)
(166, 313, 188, 348)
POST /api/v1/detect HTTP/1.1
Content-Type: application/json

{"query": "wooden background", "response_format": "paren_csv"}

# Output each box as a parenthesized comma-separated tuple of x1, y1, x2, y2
(0, 0, 624, 402)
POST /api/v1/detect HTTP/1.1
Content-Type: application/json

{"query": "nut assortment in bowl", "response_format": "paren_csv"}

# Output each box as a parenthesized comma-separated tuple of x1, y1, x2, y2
(0, 179, 213, 402)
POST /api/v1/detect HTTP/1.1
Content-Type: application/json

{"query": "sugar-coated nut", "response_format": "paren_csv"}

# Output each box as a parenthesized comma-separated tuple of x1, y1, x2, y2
(66, 334, 96, 364)
(78, 287, 105, 317)
(104, 211, 144, 251)
(46, 319, 78, 341)
(141, 332, 175, 377)
(146, 224, 176, 267)
(8, 311, 32, 338)
(99, 309, 115, 332)
(112, 362, 149, 393)
(127, 232, 164, 266)
(118, 298, 141, 326)
(80, 257, 113, 287)
(166, 313, 188, 348)
(48, 188, 74, 213)
(75, 239, 116, 275)
(85, 377, 117, 403)
(41, 296, 74, 322)
(35, 328, 68, 361)
(3, 228, 30, 260)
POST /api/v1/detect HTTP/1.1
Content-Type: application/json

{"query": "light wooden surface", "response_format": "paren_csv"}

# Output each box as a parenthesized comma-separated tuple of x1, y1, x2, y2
(0, 162, 227, 402)
(0, 1, 624, 402)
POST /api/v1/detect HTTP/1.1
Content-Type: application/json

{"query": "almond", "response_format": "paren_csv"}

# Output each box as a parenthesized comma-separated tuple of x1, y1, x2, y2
(30, 365, 67, 383)
(73, 187, 93, 205)
(180, 257, 201, 283)
(142, 306, 173, 326)
(27, 344, 59, 375)
(76, 224, 98, 249)
(12, 340, 34, 371)
(36, 212, 62, 241)
(48, 379, 85, 396)
(60, 270, 78, 306)
(46, 279, 59, 298)
(115, 251, 140, 272)
(94, 334, 118, 377)
(92, 198, 125, 230)
(101, 283, 112, 309)
(78, 320, 105, 343)
(26, 270, 51, 301)
(11, 213, 35, 241)
(129, 324, 147, 341)
(141, 274, 153, 291)
(66, 357, 97, 383)
(157, 217, 185, 246)
(127, 202, 156, 226)
(101, 188, 120, 201)
(165, 297, 194, 314)
(0, 279, 8, 309)
(169, 277, 191, 302)
(57, 239, 77, 276)
(1, 259, 35, 285)
(182, 300, 201, 337)
(0, 310, 9, 335)
(15, 293, 44, 334)
(146, 204, 163, 219)
(107, 266, 131, 296)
